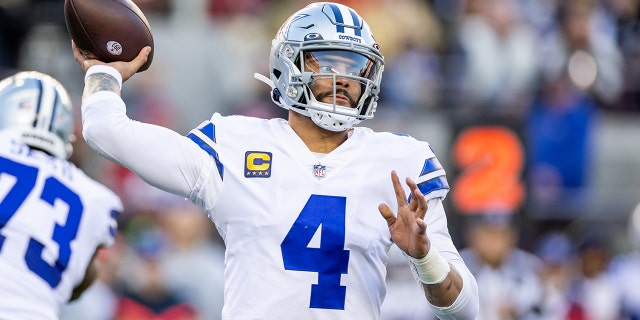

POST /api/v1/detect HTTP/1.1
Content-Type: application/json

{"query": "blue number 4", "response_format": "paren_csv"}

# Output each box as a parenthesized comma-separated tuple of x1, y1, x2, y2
(0, 156, 82, 288)
(280, 195, 350, 310)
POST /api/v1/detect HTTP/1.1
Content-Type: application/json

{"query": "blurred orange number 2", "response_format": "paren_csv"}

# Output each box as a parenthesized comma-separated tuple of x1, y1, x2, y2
(452, 126, 525, 214)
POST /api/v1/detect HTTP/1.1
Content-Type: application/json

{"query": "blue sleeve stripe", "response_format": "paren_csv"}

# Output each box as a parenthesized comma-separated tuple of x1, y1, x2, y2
(407, 176, 449, 203)
(417, 176, 449, 196)
(199, 123, 216, 142)
(187, 133, 224, 180)
(420, 157, 443, 176)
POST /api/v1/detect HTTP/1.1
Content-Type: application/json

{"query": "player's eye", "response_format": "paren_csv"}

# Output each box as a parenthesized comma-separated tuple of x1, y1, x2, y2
(318, 65, 359, 76)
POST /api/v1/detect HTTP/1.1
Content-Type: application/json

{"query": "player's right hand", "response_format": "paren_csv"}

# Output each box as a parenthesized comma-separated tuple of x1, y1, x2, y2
(71, 40, 151, 83)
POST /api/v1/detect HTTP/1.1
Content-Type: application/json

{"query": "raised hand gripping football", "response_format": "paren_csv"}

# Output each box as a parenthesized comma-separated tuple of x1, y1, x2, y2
(64, 0, 154, 72)
(72, 41, 150, 84)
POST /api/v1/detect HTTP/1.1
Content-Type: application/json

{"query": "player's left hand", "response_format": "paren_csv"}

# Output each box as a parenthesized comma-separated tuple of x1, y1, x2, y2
(379, 170, 430, 259)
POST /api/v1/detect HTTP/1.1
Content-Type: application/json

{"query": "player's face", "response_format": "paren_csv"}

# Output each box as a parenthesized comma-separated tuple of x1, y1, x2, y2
(303, 50, 375, 108)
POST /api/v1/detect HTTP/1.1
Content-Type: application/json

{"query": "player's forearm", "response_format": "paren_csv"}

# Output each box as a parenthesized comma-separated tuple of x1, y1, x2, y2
(409, 249, 464, 307)
(412, 200, 479, 318)
(70, 250, 100, 302)
(81, 68, 204, 198)
(426, 260, 479, 320)
(421, 264, 463, 307)
(82, 71, 121, 100)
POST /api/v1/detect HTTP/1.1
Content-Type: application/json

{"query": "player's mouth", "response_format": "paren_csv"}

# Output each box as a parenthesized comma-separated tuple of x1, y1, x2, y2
(317, 90, 355, 107)
(332, 95, 351, 106)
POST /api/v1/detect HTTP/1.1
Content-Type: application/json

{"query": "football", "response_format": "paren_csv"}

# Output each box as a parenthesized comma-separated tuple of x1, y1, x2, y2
(64, 0, 154, 72)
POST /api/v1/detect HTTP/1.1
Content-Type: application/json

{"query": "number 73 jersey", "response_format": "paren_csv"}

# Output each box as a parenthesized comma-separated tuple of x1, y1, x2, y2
(187, 113, 452, 320)
(0, 131, 121, 319)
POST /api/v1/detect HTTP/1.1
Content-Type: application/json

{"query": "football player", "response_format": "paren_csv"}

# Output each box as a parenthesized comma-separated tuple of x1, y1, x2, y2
(72, 2, 478, 319)
(0, 71, 122, 319)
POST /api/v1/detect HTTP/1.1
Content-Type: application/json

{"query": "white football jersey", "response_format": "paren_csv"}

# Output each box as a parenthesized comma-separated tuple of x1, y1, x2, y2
(82, 91, 475, 319)
(0, 130, 121, 320)
(185, 113, 456, 319)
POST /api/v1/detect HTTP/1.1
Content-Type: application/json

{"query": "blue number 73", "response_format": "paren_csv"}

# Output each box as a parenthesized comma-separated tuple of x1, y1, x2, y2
(280, 194, 350, 310)
(0, 156, 83, 288)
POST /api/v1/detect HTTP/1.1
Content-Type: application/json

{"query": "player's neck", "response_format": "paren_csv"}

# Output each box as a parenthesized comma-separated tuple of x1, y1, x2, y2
(288, 111, 350, 154)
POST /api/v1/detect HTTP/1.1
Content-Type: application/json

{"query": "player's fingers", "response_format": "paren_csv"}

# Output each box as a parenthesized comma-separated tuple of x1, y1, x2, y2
(118, 46, 151, 81)
(406, 177, 417, 212)
(408, 191, 418, 212)
(71, 40, 85, 64)
(378, 203, 396, 226)
(416, 218, 427, 235)
(71, 40, 101, 72)
(414, 191, 428, 221)
(406, 177, 428, 220)
(131, 46, 151, 67)
(390, 170, 408, 207)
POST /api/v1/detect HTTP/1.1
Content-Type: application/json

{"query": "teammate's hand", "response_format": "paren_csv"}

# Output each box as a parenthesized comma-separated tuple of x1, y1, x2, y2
(71, 40, 150, 83)
(378, 170, 430, 259)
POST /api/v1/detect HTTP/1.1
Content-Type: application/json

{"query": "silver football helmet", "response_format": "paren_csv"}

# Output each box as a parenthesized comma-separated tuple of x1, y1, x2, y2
(630, 202, 640, 251)
(255, 2, 384, 131)
(0, 71, 74, 159)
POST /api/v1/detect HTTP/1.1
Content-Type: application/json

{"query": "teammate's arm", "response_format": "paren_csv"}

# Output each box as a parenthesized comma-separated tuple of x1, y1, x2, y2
(69, 247, 101, 302)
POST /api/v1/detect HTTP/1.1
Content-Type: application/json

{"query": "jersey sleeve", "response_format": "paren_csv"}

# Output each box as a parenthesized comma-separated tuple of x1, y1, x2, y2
(185, 116, 225, 182)
(411, 144, 450, 202)
(81, 91, 216, 199)
(97, 190, 123, 248)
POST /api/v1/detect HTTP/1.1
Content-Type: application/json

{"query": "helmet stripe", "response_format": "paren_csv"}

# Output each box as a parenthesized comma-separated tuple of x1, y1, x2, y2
(327, 3, 363, 37)
(36, 80, 56, 132)
(327, 4, 345, 33)
(49, 91, 59, 131)
(32, 79, 44, 128)
(347, 8, 362, 36)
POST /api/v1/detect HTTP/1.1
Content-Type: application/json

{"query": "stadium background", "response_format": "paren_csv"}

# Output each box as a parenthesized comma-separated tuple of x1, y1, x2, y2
(1, 0, 639, 319)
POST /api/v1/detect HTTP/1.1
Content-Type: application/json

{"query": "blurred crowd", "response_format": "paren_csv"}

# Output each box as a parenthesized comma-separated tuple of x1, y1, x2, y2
(1, 0, 640, 319)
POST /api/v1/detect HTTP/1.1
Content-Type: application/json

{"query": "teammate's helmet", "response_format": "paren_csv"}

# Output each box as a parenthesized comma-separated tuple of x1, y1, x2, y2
(268, 2, 384, 131)
(630, 202, 640, 251)
(0, 71, 74, 159)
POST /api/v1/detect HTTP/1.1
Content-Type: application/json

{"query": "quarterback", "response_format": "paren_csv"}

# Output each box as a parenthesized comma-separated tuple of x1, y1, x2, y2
(73, 2, 478, 319)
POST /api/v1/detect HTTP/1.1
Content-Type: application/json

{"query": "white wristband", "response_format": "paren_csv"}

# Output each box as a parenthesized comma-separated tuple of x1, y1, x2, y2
(408, 249, 451, 285)
(85, 65, 122, 90)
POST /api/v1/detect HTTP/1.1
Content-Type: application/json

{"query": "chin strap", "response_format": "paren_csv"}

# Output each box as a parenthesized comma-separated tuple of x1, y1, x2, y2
(254, 73, 283, 107)
(253, 73, 274, 89)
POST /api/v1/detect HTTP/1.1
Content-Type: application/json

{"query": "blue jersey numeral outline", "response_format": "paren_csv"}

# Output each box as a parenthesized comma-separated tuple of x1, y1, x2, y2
(0, 156, 83, 288)
(281, 194, 350, 310)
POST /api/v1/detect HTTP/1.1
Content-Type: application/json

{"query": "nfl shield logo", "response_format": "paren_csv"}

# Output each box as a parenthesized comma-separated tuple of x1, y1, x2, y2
(313, 164, 326, 179)
(18, 101, 31, 110)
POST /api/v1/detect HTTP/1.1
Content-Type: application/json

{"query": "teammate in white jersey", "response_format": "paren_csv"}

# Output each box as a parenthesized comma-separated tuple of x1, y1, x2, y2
(72, 2, 478, 319)
(0, 71, 122, 320)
